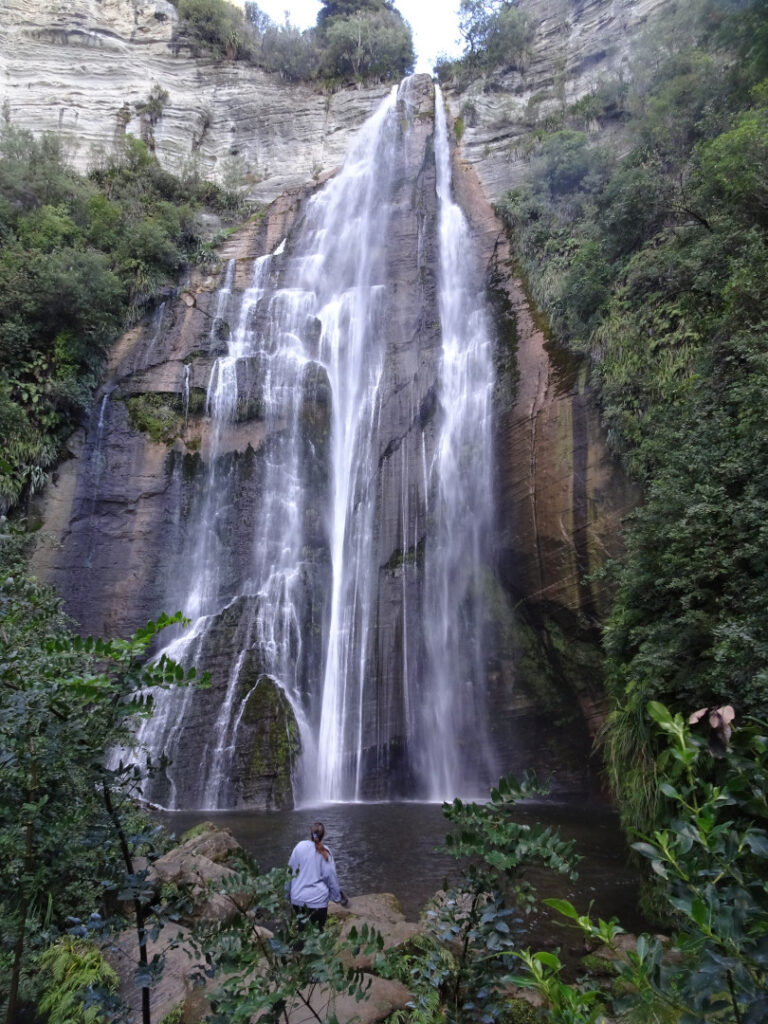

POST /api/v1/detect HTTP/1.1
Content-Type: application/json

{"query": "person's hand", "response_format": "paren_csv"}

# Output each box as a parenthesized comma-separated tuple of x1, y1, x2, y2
(339, 891, 349, 908)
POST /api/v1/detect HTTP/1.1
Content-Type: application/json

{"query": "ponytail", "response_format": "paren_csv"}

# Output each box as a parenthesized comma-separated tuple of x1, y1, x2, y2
(310, 821, 330, 861)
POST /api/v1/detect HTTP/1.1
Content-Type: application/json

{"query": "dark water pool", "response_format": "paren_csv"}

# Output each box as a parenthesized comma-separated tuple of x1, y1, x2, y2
(157, 798, 646, 936)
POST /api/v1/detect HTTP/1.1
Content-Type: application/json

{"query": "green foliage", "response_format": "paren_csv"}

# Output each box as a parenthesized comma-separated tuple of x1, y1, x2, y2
(696, 102, 768, 228)
(126, 393, 186, 446)
(159, 1007, 185, 1024)
(317, 0, 397, 26)
(436, 0, 533, 82)
(0, 125, 240, 514)
(508, 948, 606, 1024)
(512, 704, 768, 1024)
(394, 773, 579, 1023)
(528, 131, 609, 198)
(193, 864, 382, 1023)
(175, 0, 259, 60)
(320, 8, 414, 81)
(0, 525, 202, 1023)
(258, 23, 323, 82)
(37, 937, 118, 1024)
(173, 0, 413, 82)
(496, 0, 768, 837)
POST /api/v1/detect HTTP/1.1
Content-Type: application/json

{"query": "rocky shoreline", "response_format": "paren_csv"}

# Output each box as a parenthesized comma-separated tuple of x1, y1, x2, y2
(109, 823, 421, 1023)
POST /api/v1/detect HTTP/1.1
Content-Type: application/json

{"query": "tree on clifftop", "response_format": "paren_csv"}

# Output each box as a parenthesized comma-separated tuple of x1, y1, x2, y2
(317, 0, 396, 28)
(317, 0, 414, 80)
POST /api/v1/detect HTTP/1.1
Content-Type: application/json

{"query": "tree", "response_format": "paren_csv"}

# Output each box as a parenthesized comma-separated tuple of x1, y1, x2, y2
(317, 0, 395, 29)
(379, 773, 578, 1023)
(458, 0, 531, 65)
(0, 527, 201, 1024)
(174, 0, 258, 60)
(321, 8, 415, 80)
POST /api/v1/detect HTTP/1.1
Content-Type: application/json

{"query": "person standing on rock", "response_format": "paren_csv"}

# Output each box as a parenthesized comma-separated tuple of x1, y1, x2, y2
(287, 821, 348, 931)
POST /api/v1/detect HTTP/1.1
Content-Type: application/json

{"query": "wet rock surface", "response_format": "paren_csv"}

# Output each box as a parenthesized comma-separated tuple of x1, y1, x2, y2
(28, 46, 644, 802)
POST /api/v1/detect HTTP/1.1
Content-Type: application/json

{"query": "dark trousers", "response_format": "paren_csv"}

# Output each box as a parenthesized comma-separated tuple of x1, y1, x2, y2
(292, 903, 328, 932)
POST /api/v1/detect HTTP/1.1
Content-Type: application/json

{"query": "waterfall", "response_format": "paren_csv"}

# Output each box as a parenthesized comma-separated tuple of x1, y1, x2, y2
(133, 76, 498, 809)
(416, 88, 498, 799)
(83, 386, 116, 569)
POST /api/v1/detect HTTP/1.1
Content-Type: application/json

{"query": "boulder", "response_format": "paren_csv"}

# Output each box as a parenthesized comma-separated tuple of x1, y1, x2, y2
(329, 892, 423, 970)
(177, 823, 241, 863)
(152, 826, 245, 923)
(284, 975, 412, 1024)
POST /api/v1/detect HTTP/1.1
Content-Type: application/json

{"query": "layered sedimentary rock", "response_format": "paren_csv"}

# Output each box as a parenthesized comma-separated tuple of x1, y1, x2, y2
(444, 0, 672, 201)
(1, 0, 671, 204)
(0, 0, 387, 204)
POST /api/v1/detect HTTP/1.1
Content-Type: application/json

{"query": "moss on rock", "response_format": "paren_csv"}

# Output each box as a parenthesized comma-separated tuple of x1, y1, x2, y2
(237, 671, 300, 809)
(126, 392, 184, 445)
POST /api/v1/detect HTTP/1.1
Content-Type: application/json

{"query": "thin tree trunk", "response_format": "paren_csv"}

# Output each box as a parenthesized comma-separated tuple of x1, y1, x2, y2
(102, 780, 151, 1024)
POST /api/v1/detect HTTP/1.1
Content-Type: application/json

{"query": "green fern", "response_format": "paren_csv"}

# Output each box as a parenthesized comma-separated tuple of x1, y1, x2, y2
(37, 937, 118, 1024)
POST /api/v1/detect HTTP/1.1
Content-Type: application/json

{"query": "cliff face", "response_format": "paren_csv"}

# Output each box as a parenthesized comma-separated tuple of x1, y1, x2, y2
(20, 0, 667, 804)
(1, 0, 670, 204)
(0, 0, 388, 204)
(444, 0, 672, 201)
(33, 79, 467, 807)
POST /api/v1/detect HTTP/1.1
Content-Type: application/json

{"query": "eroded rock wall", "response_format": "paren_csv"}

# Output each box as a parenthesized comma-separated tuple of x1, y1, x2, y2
(0, 0, 388, 204)
(31, 190, 316, 808)
(443, 0, 671, 202)
(31, 80, 454, 806)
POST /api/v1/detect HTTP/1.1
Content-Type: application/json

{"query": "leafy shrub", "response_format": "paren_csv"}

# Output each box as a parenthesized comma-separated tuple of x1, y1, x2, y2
(174, 0, 258, 60)
(0, 126, 241, 513)
(173, 0, 414, 83)
(0, 527, 200, 1023)
(193, 864, 382, 1023)
(513, 704, 768, 1024)
(320, 8, 415, 81)
(259, 23, 322, 82)
(437, 0, 533, 80)
(389, 773, 578, 1023)
(482, 4, 535, 70)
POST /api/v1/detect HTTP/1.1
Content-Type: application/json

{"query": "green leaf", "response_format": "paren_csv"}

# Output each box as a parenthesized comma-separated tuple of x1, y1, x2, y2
(647, 701, 674, 726)
(532, 951, 562, 970)
(630, 841, 660, 860)
(745, 832, 768, 857)
(542, 898, 580, 920)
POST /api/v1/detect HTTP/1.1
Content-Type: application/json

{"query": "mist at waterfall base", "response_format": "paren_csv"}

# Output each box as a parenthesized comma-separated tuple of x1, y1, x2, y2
(157, 800, 645, 932)
(132, 75, 504, 811)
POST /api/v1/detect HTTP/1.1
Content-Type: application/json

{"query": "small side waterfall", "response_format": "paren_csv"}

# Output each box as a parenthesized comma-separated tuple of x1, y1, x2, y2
(132, 76, 500, 809)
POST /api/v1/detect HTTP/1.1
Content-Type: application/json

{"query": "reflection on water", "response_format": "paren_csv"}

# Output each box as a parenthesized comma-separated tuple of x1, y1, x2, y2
(157, 799, 644, 929)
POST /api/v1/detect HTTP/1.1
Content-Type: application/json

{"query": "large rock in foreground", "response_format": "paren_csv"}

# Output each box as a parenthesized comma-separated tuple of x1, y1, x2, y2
(109, 827, 417, 1024)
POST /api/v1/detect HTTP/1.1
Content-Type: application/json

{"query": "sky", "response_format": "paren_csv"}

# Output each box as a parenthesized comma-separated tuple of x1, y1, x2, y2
(252, 0, 464, 72)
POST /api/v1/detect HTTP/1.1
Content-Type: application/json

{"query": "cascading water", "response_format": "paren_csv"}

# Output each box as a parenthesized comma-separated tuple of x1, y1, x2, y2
(415, 88, 498, 799)
(134, 76, 499, 809)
